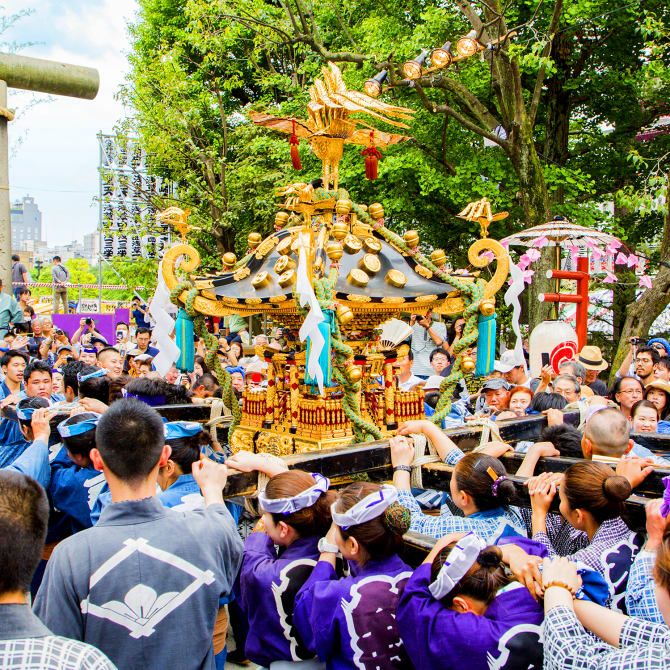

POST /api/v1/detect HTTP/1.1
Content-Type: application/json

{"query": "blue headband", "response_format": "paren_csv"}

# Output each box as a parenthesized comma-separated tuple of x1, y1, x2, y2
(164, 421, 203, 441)
(82, 347, 98, 354)
(226, 366, 245, 378)
(78, 368, 107, 383)
(52, 368, 62, 375)
(58, 413, 100, 438)
(16, 401, 51, 421)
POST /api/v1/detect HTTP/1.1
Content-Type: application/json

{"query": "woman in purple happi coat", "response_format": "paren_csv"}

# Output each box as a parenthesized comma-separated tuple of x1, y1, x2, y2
(294, 482, 414, 670)
(230, 450, 335, 669)
(397, 532, 544, 670)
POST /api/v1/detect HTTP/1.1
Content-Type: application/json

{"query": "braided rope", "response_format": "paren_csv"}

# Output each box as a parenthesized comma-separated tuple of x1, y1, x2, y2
(409, 433, 440, 489)
(316, 266, 382, 444)
(349, 203, 485, 425)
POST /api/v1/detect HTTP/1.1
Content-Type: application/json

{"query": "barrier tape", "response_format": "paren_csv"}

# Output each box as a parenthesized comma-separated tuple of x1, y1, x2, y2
(12, 282, 146, 290)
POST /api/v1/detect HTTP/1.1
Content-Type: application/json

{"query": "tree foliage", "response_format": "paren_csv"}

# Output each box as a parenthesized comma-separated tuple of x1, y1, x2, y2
(124, 0, 670, 345)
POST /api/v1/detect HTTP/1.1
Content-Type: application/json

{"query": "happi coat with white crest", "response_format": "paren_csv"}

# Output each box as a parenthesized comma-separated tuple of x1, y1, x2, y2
(33, 497, 243, 670)
(294, 553, 413, 670)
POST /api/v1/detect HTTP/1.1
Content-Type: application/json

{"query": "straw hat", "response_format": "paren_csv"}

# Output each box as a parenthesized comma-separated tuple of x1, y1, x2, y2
(577, 345, 608, 371)
(645, 379, 670, 395)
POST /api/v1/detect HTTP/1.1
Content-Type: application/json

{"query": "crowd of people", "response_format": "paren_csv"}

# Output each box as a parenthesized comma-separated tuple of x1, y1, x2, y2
(1, 287, 670, 669)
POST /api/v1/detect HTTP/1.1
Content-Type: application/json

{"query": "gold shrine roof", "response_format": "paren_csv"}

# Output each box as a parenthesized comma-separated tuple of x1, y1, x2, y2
(191, 226, 457, 313)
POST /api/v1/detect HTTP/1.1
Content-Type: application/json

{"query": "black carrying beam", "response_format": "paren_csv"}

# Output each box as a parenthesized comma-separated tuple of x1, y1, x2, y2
(222, 438, 663, 532)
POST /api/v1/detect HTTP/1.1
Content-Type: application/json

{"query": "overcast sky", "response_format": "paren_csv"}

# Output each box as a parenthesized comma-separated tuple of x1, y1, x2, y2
(4, 0, 138, 246)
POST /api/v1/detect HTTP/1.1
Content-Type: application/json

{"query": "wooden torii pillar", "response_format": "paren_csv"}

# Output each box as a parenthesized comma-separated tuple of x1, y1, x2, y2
(0, 53, 99, 289)
(538, 256, 589, 349)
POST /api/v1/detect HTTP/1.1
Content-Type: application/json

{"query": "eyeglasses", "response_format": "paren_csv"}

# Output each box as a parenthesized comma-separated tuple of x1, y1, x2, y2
(618, 388, 643, 395)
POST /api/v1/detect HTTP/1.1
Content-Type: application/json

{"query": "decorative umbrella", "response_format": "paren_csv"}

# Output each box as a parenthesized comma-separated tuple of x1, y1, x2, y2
(501, 216, 625, 279)
(502, 216, 621, 254)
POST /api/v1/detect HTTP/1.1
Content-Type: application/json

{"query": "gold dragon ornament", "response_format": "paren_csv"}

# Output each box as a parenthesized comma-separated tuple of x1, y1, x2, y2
(250, 63, 415, 191)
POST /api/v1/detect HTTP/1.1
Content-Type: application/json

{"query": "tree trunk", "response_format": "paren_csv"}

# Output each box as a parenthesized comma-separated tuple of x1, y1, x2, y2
(543, 33, 571, 205)
(509, 128, 553, 330)
(611, 178, 670, 379)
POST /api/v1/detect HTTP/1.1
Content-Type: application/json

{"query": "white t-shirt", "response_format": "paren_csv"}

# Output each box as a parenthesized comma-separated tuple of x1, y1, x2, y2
(398, 374, 423, 391)
(410, 321, 447, 377)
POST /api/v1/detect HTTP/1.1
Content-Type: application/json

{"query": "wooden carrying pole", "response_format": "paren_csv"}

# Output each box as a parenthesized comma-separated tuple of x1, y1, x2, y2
(0, 52, 99, 290)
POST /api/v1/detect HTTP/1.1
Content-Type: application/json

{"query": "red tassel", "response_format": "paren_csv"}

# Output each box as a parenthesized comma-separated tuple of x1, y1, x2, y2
(361, 131, 381, 180)
(289, 119, 302, 170)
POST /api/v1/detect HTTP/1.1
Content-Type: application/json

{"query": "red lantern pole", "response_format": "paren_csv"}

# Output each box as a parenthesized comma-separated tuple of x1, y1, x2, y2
(289, 119, 302, 170)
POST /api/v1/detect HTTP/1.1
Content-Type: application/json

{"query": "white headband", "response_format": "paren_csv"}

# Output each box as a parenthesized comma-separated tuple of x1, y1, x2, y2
(258, 473, 330, 515)
(428, 532, 486, 600)
(331, 484, 398, 530)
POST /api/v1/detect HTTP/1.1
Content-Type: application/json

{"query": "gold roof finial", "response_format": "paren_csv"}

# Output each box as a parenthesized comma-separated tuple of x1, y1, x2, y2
(249, 63, 415, 192)
(158, 206, 192, 241)
(456, 198, 508, 238)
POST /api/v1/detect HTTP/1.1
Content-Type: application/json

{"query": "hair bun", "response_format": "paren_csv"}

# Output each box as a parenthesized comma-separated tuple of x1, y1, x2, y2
(602, 475, 632, 503)
(383, 502, 411, 535)
(477, 546, 503, 569)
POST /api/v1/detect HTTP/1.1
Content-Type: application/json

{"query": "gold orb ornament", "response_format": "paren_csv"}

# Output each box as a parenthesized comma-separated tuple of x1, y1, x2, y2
(331, 221, 349, 240)
(479, 299, 496, 316)
(368, 203, 384, 220)
(248, 232, 262, 248)
(461, 355, 476, 374)
(404, 230, 419, 248)
(347, 364, 362, 383)
(336, 303, 354, 326)
(325, 241, 343, 261)
(336, 199, 352, 216)
(430, 249, 447, 267)
(275, 212, 289, 229)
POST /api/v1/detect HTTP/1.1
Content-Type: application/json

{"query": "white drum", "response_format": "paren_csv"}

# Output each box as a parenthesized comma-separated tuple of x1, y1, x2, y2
(529, 320, 578, 378)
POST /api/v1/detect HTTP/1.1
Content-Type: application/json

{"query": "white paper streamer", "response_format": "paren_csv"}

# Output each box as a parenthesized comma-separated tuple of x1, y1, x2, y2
(148, 260, 180, 376)
(296, 233, 326, 395)
(504, 259, 526, 365)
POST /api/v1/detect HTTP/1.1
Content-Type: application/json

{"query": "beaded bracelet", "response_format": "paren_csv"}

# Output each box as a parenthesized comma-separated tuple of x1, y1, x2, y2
(544, 581, 576, 596)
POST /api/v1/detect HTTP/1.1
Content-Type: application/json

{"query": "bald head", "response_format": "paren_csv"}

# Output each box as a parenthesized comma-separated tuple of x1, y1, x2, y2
(583, 408, 630, 457)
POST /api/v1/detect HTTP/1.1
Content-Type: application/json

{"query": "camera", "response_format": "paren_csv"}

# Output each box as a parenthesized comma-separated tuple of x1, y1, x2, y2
(630, 337, 644, 346)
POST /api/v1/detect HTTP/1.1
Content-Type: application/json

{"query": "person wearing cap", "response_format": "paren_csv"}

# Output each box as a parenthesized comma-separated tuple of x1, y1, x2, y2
(479, 377, 512, 416)
(34, 399, 244, 670)
(226, 366, 245, 395)
(495, 350, 532, 389)
(577, 345, 609, 396)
